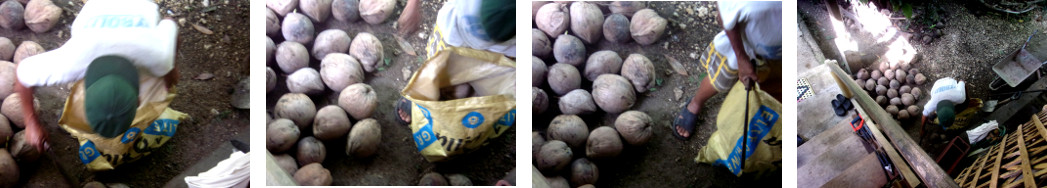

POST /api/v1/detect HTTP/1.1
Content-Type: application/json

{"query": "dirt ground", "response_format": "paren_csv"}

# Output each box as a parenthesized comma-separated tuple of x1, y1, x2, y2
(532, 2, 782, 187)
(265, 0, 516, 186)
(8, 0, 250, 187)
(799, 0, 1047, 177)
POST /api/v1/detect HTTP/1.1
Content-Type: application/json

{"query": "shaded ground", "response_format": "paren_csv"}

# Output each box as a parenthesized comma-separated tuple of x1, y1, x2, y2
(265, 0, 516, 185)
(799, 0, 1047, 179)
(532, 2, 782, 187)
(8, 0, 250, 187)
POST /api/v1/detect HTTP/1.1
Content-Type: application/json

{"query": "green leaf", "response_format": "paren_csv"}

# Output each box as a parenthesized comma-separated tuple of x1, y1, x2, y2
(378, 67, 385, 71)
(902, 4, 913, 19)
(656, 78, 664, 86)
(648, 87, 657, 92)
(384, 57, 391, 66)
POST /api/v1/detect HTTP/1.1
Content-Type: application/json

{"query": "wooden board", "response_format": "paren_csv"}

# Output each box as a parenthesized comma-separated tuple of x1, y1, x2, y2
(827, 61, 956, 187)
(797, 120, 878, 187)
(821, 154, 889, 188)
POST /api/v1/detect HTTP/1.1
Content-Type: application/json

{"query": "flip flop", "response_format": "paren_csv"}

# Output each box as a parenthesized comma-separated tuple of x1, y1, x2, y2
(672, 98, 699, 140)
(395, 97, 412, 126)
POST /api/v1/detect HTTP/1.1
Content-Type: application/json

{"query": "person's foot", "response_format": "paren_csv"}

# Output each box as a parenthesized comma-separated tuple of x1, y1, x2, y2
(395, 97, 412, 125)
(672, 99, 700, 140)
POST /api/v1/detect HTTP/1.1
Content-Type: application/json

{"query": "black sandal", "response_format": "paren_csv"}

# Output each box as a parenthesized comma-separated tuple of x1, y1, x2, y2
(395, 97, 412, 126)
(672, 99, 699, 140)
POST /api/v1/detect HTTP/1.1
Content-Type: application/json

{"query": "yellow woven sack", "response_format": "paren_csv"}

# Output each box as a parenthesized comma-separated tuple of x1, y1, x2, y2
(696, 81, 782, 176)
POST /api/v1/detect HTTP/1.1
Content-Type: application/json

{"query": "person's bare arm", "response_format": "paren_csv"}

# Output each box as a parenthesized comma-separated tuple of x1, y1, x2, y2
(397, 0, 421, 36)
(725, 26, 755, 88)
(13, 69, 46, 152)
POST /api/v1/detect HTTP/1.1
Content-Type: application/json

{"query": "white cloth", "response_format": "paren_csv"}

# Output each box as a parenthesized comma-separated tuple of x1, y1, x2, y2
(967, 120, 998, 144)
(922, 78, 967, 116)
(185, 150, 251, 188)
(436, 0, 516, 57)
(16, 0, 177, 87)
(713, 1, 782, 70)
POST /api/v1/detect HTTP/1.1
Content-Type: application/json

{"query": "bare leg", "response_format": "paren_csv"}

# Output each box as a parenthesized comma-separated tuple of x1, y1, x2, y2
(678, 77, 719, 138)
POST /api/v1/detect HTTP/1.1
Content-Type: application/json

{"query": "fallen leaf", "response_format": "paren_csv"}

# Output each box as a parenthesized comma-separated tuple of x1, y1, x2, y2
(195, 73, 214, 80)
(664, 55, 689, 76)
(394, 35, 417, 56)
(192, 23, 214, 35)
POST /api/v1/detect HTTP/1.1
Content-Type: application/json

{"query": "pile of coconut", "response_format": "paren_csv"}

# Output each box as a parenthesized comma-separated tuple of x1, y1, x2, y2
(265, 0, 400, 186)
(0, 0, 63, 34)
(852, 60, 927, 120)
(532, 2, 662, 187)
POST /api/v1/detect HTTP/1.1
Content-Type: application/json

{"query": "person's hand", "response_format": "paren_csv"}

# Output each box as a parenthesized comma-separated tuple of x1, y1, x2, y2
(397, 0, 421, 36)
(737, 58, 757, 89)
(24, 118, 48, 153)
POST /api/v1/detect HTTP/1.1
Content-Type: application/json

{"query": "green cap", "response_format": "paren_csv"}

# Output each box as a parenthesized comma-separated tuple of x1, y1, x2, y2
(84, 55, 139, 138)
(480, 0, 515, 42)
(936, 100, 955, 130)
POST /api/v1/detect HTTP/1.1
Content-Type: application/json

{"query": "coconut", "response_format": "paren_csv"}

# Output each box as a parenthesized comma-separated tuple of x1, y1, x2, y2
(439, 84, 472, 100)
(909, 68, 919, 76)
(877, 77, 888, 86)
(907, 105, 920, 115)
(583, 50, 623, 81)
(630, 9, 666, 45)
(915, 73, 927, 85)
(266, 37, 276, 65)
(569, 2, 603, 44)
(871, 70, 882, 80)
(878, 62, 889, 72)
(884, 68, 895, 81)
(592, 74, 636, 113)
(296, 136, 326, 166)
(547, 63, 581, 96)
(547, 115, 588, 150)
(281, 13, 315, 44)
(0, 149, 16, 186)
(10, 131, 38, 162)
(898, 109, 911, 119)
(900, 85, 912, 94)
(532, 131, 545, 160)
(609, 1, 646, 17)
(0, 114, 8, 146)
(267, 119, 300, 153)
(559, 89, 597, 115)
(446, 174, 472, 186)
(274, 93, 316, 128)
(0, 1, 24, 30)
(346, 118, 381, 158)
(299, 0, 332, 22)
(332, 0, 361, 22)
(901, 93, 915, 106)
(1, 93, 37, 128)
(569, 158, 598, 186)
(266, 8, 280, 36)
(533, 87, 549, 115)
(266, 67, 276, 93)
(338, 83, 378, 119)
(312, 29, 351, 60)
(906, 74, 916, 85)
(621, 54, 656, 93)
(419, 172, 449, 186)
(0, 61, 13, 99)
(553, 34, 586, 66)
(532, 1, 549, 21)
(13, 41, 43, 64)
(536, 140, 572, 173)
(294, 163, 332, 186)
(615, 110, 652, 146)
(911, 87, 923, 100)
(865, 79, 876, 92)
(533, 29, 552, 58)
(313, 105, 352, 141)
(586, 126, 623, 159)
(890, 97, 902, 106)
(267, 0, 297, 16)
(320, 53, 364, 91)
(272, 154, 298, 175)
(276, 41, 310, 73)
(535, 3, 569, 38)
(887, 88, 898, 98)
(857, 79, 866, 90)
(533, 56, 547, 87)
(875, 85, 887, 96)
(857, 68, 869, 80)
(876, 95, 887, 105)
(24, 0, 61, 33)
(360, 0, 396, 24)
(349, 32, 383, 73)
(286, 68, 324, 94)
(886, 105, 899, 116)
(895, 69, 907, 81)
(600, 14, 631, 45)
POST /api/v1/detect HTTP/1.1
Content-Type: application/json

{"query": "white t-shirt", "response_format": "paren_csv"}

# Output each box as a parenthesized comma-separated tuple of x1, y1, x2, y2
(713, 1, 782, 70)
(922, 77, 967, 116)
(436, 0, 516, 57)
(16, 0, 177, 87)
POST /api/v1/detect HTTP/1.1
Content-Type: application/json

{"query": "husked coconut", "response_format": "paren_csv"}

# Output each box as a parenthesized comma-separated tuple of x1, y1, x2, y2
(533, 56, 547, 87)
(609, 1, 646, 17)
(299, 0, 332, 22)
(312, 29, 351, 60)
(547, 63, 581, 96)
(553, 34, 586, 66)
(346, 118, 381, 158)
(274, 93, 317, 129)
(533, 29, 552, 58)
(536, 140, 572, 173)
(621, 54, 655, 93)
(547, 115, 588, 150)
(359, 0, 396, 24)
(535, 3, 569, 38)
(295, 136, 326, 166)
(559, 89, 597, 115)
(24, 0, 61, 33)
(603, 13, 631, 43)
(319, 53, 364, 91)
(533, 87, 549, 115)
(592, 74, 636, 113)
(267, 119, 300, 153)
(569, 2, 603, 44)
(583, 50, 623, 81)
(267, 0, 297, 16)
(332, 0, 360, 22)
(338, 83, 378, 119)
(266, 8, 280, 36)
(586, 126, 622, 159)
(276, 41, 310, 73)
(286, 68, 324, 94)
(629, 9, 666, 45)
(615, 110, 652, 146)
(312, 105, 352, 141)
(281, 13, 315, 44)
(349, 32, 384, 73)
